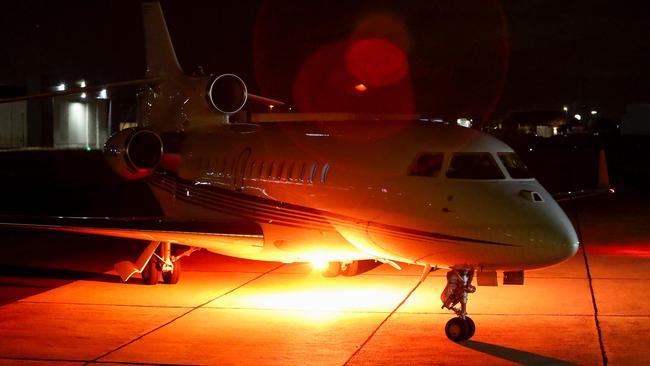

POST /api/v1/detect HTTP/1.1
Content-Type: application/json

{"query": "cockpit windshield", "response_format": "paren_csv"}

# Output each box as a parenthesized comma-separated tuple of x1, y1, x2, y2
(447, 153, 505, 180)
(498, 152, 532, 179)
(408, 153, 444, 177)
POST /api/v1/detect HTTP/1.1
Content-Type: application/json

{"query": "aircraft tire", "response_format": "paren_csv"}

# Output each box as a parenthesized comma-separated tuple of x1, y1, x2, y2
(142, 259, 159, 285)
(322, 261, 341, 277)
(341, 261, 359, 276)
(465, 316, 476, 339)
(445, 317, 469, 342)
(162, 259, 181, 284)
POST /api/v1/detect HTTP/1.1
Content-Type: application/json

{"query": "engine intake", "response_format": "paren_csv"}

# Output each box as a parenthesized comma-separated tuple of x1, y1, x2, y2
(206, 73, 248, 115)
(104, 128, 163, 180)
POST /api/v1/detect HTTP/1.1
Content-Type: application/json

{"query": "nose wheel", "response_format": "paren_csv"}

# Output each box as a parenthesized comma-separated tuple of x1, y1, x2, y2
(441, 269, 476, 341)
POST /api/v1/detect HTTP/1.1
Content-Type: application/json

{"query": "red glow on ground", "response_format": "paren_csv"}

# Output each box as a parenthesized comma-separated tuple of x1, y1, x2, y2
(588, 244, 650, 258)
(345, 38, 408, 87)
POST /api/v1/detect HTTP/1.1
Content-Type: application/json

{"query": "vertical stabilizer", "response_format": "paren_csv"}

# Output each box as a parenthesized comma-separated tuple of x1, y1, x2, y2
(142, 2, 183, 77)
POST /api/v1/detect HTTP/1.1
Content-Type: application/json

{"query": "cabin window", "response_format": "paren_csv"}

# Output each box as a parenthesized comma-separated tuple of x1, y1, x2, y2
(446, 153, 505, 180)
(257, 161, 265, 180)
(408, 153, 444, 177)
(308, 163, 318, 184)
(218, 157, 227, 177)
(287, 162, 295, 182)
(498, 152, 533, 179)
(226, 157, 235, 177)
(247, 160, 256, 179)
(298, 163, 306, 183)
(276, 161, 286, 180)
(321, 163, 330, 183)
(267, 161, 276, 180)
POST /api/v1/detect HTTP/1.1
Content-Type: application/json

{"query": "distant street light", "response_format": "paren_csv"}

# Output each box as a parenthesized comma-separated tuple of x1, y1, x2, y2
(563, 106, 568, 111)
(591, 110, 598, 115)
(56, 83, 66, 91)
(574, 114, 582, 121)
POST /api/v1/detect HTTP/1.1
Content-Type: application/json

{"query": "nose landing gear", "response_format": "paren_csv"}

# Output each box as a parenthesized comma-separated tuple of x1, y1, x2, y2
(441, 269, 476, 341)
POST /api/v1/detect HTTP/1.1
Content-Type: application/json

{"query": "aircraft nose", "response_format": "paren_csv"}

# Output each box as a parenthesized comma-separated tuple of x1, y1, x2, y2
(541, 203, 580, 265)
(555, 221, 580, 262)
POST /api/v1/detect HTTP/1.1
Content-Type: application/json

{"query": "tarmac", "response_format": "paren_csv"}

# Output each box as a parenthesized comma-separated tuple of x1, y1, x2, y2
(0, 192, 648, 366)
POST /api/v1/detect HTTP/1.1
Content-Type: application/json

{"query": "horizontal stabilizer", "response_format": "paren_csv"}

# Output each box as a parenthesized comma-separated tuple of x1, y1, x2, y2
(0, 77, 163, 104)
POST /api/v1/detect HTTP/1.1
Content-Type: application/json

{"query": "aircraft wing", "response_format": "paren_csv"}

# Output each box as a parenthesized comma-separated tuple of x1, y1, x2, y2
(551, 149, 615, 202)
(552, 187, 615, 202)
(0, 216, 264, 250)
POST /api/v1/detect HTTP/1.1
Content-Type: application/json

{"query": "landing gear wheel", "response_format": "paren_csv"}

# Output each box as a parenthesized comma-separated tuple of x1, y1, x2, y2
(141, 258, 159, 285)
(322, 261, 341, 277)
(341, 261, 359, 276)
(445, 317, 469, 342)
(465, 316, 476, 339)
(162, 259, 181, 284)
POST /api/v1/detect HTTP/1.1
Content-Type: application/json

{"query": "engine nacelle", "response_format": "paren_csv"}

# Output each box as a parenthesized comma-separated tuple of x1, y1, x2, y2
(206, 73, 248, 115)
(104, 128, 163, 180)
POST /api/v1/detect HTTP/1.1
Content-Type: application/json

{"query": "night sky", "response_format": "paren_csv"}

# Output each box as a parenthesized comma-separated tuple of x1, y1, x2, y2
(1, 0, 649, 124)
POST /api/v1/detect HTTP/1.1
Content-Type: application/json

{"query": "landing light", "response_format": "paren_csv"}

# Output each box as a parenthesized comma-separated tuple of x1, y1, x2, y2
(310, 260, 329, 272)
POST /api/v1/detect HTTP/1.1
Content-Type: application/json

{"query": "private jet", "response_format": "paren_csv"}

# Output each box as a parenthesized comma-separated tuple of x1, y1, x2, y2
(0, 3, 586, 342)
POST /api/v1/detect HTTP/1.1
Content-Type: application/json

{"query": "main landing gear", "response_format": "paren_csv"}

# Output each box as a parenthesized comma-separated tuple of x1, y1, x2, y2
(114, 241, 199, 285)
(142, 242, 183, 285)
(441, 269, 476, 342)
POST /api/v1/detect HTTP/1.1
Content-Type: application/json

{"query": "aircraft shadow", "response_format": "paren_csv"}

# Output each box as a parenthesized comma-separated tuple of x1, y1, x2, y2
(461, 340, 578, 366)
(0, 265, 122, 284)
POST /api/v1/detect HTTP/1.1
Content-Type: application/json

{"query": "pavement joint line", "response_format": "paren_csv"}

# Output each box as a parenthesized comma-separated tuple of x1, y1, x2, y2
(573, 203, 609, 366)
(82, 263, 285, 366)
(0, 356, 197, 366)
(17, 300, 196, 309)
(342, 275, 426, 366)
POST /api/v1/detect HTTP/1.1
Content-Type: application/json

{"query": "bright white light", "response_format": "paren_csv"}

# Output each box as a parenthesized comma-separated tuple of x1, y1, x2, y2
(574, 114, 582, 121)
(98, 89, 108, 99)
(80, 92, 87, 99)
(310, 260, 329, 272)
(553, 126, 559, 135)
(591, 110, 598, 115)
(79, 80, 86, 88)
(56, 83, 66, 91)
(563, 106, 568, 111)
(456, 118, 472, 128)
(269, 104, 275, 112)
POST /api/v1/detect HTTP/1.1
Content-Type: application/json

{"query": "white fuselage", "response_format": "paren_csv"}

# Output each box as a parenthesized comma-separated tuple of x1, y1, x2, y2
(146, 121, 579, 271)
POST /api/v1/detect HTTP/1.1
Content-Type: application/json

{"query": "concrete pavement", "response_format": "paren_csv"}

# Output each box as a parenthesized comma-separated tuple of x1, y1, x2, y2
(0, 193, 648, 365)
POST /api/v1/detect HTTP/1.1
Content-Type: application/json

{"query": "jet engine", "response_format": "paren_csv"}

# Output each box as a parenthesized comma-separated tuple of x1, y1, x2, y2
(104, 128, 163, 180)
(206, 73, 248, 115)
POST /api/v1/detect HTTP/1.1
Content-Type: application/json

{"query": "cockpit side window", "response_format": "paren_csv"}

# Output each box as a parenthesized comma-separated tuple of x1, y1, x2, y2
(408, 153, 444, 177)
(498, 152, 532, 179)
(447, 153, 505, 180)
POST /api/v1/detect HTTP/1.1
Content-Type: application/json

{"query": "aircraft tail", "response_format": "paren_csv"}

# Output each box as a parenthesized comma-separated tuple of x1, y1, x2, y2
(142, 2, 183, 77)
